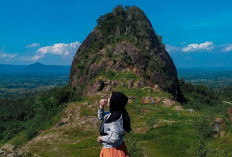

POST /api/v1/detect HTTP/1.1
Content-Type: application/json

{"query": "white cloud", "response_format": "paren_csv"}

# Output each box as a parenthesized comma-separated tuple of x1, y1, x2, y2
(165, 45, 181, 53)
(0, 50, 17, 59)
(26, 43, 40, 48)
(182, 41, 214, 52)
(180, 42, 186, 45)
(25, 41, 81, 61)
(0, 53, 17, 58)
(221, 44, 232, 52)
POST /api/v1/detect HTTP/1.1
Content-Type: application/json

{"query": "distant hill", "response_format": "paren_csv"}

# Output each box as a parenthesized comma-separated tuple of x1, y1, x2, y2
(177, 67, 232, 88)
(177, 67, 232, 75)
(0, 62, 71, 75)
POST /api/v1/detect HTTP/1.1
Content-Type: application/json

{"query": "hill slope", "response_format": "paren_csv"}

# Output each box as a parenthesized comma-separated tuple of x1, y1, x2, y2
(16, 81, 232, 157)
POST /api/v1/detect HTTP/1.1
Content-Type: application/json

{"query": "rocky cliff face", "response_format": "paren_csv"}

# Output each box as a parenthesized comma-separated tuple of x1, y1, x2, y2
(69, 5, 184, 103)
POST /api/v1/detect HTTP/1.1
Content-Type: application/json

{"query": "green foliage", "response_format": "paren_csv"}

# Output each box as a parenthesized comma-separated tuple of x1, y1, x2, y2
(193, 115, 213, 138)
(179, 79, 221, 111)
(125, 73, 137, 80)
(80, 105, 94, 118)
(88, 34, 104, 53)
(25, 124, 38, 140)
(143, 72, 150, 80)
(105, 47, 113, 58)
(106, 69, 116, 78)
(124, 135, 143, 157)
(95, 5, 160, 51)
(76, 62, 85, 69)
(148, 61, 159, 72)
(0, 85, 81, 144)
(189, 138, 209, 157)
(189, 115, 216, 157)
(222, 85, 232, 98)
(146, 116, 158, 128)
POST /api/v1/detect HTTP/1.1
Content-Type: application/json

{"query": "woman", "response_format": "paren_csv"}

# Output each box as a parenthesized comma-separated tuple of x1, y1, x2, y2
(97, 91, 131, 157)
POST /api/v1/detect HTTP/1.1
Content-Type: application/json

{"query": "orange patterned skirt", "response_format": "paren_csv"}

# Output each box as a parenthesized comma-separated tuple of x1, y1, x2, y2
(100, 142, 129, 157)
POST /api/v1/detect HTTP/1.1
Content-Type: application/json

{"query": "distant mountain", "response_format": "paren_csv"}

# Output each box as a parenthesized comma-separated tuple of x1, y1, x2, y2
(0, 62, 71, 75)
(26, 62, 45, 67)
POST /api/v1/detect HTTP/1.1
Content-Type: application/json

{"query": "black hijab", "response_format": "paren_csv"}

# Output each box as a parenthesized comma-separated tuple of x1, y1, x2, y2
(105, 91, 131, 133)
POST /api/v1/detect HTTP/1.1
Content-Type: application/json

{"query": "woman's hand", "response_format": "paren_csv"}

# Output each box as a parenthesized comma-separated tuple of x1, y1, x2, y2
(100, 99, 107, 108)
(97, 136, 103, 143)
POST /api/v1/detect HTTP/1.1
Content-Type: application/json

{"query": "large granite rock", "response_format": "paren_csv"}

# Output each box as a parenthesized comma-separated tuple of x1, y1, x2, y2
(69, 6, 185, 103)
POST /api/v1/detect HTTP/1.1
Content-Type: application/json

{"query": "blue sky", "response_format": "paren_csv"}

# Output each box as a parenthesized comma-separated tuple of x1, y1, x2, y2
(0, 0, 232, 67)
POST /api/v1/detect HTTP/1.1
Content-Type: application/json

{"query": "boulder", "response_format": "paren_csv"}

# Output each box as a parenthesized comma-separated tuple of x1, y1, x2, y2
(113, 58, 128, 71)
(220, 131, 225, 137)
(105, 86, 111, 92)
(82, 102, 89, 106)
(212, 118, 226, 137)
(134, 79, 148, 88)
(84, 80, 105, 96)
(111, 81, 117, 87)
(104, 80, 111, 86)
(185, 109, 194, 114)
(0, 143, 30, 157)
(6, 153, 15, 157)
(162, 98, 175, 107)
(128, 79, 134, 89)
(173, 106, 184, 111)
(0, 144, 15, 153)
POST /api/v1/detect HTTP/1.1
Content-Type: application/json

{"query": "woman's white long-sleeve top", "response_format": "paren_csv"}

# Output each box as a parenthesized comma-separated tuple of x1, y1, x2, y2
(98, 107, 126, 148)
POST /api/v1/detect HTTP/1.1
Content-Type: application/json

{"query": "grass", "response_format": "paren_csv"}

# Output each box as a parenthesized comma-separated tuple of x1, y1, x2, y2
(0, 142, 4, 148)
(80, 105, 95, 118)
(40, 109, 64, 130)
(6, 130, 29, 147)
(93, 70, 142, 85)
(123, 101, 198, 157)
(209, 132, 232, 156)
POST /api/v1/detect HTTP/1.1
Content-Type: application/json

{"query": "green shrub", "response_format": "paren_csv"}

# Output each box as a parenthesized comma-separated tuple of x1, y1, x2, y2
(106, 48, 113, 58)
(106, 70, 116, 78)
(189, 137, 209, 157)
(0, 85, 82, 144)
(25, 125, 38, 140)
(146, 116, 158, 128)
(192, 115, 213, 138)
(126, 73, 137, 80)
